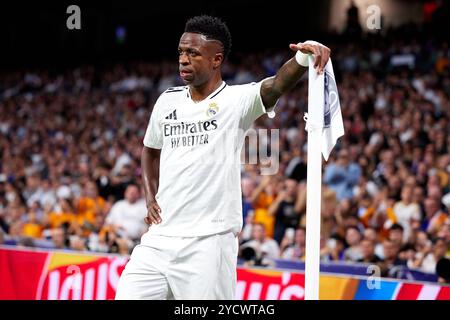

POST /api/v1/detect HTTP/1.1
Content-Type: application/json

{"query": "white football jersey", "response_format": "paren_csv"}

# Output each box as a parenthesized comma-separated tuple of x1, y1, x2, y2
(141, 80, 274, 239)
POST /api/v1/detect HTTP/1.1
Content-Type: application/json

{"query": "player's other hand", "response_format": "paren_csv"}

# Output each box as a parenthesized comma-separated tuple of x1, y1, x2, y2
(289, 42, 331, 75)
(144, 200, 162, 225)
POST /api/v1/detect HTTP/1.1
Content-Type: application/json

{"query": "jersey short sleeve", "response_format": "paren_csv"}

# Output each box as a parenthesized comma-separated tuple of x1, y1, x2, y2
(143, 97, 164, 149)
(239, 78, 277, 131)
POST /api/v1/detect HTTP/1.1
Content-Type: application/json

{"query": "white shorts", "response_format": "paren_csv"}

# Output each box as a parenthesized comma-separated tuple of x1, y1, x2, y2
(115, 231, 238, 300)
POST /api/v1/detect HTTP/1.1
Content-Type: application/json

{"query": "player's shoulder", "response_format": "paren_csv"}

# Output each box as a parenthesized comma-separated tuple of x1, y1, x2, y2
(226, 81, 261, 94)
(219, 81, 261, 103)
(227, 81, 259, 88)
(156, 85, 188, 105)
(162, 85, 188, 96)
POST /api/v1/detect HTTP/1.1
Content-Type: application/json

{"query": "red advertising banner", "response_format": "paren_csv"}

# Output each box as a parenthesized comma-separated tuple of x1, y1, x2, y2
(0, 247, 127, 300)
(1, 246, 449, 300)
(236, 268, 306, 300)
(0, 248, 48, 299)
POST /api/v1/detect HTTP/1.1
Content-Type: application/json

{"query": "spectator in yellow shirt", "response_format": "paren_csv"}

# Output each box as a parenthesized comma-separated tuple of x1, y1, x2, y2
(75, 180, 107, 227)
(249, 176, 277, 238)
(22, 207, 42, 238)
(45, 198, 76, 229)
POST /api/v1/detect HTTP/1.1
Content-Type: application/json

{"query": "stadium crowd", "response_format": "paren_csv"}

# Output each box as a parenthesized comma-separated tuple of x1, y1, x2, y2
(0, 24, 449, 281)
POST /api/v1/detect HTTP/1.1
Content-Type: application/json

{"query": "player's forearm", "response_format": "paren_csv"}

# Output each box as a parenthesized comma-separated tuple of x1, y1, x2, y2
(141, 146, 160, 204)
(261, 58, 307, 108)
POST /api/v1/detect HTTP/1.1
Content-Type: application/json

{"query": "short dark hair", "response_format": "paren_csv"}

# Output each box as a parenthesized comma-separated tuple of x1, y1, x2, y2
(399, 243, 415, 253)
(126, 182, 140, 190)
(330, 233, 345, 245)
(184, 15, 232, 60)
(297, 227, 306, 233)
(346, 225, 361, 234)
(432, 237, 446, 245)
(390, 223, 404, 232)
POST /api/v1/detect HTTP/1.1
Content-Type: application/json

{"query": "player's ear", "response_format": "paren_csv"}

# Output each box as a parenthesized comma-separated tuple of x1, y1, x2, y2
(213, 52, 224, 69)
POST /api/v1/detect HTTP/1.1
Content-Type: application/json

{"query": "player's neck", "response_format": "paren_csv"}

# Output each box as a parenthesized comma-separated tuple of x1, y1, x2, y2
(189, 75, 223, 103)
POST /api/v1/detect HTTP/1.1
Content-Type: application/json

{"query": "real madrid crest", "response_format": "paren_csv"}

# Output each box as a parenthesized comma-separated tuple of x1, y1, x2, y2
(206, 103, 219, 117)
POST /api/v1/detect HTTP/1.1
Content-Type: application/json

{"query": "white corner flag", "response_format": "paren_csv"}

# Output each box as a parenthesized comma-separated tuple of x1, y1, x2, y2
(304, 57, 344, 300)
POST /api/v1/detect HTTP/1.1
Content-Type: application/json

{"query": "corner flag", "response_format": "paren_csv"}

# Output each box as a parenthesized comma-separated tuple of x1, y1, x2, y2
(304, 57, 344, 300)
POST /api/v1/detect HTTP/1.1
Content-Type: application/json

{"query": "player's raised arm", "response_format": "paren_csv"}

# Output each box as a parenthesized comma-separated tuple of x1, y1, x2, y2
(260, 41, 331, 109)
(141, 146, 162, 225)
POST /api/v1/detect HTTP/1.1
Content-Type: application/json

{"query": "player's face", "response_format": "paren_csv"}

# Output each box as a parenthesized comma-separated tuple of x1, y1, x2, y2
(178, 32, 223, 87)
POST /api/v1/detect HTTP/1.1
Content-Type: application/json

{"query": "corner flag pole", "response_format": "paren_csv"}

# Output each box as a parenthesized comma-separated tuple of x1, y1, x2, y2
(304, 55, 344, 300)
(304, 58, 323, 301)
(304, 126, 322, 300)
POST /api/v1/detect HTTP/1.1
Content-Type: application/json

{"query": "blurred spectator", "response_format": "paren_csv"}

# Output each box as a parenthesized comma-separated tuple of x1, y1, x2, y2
(398, 243, 417, 267)
(392, 186, 421, 242)
(241, 223, 280, 260)
(269, 178, 301, 243)
(284, 149, 307, 182)
(250, 176, 277, 238)
(104, 183, 147, 241)
(358, 239, 382, 264)
(437, 220, 450, 255)
(51, 226, 68, 250)
(281, 227, 306, 260)
(93, 164, 115, 200)
(86, 213, 109, 252)
(22, 204, 43, 239)
(363, 227, 384, 259)
(241, 177, 255, 227)
(422, 197, 447, 235)
(380, 239, 407, 277)
(69, 235, 88, 251)
(321, 234, 346, 262)
(98, 225, 132, 255)
(412, 237, 448, 273)
(388, 223, 405, 248)
(44, 197, 76, 230)
(74, 180, 109, 239)
(323, 149, 361, 201)
(344, 226, 363, 261)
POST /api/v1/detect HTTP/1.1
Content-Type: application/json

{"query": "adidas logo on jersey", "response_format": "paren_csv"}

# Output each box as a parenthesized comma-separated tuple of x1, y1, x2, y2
(165, 86, 185, 93)
(165, 109, 177, 120)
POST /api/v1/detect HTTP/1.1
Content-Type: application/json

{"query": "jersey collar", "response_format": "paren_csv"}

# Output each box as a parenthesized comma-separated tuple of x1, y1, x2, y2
(186, 81, 227, 103)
